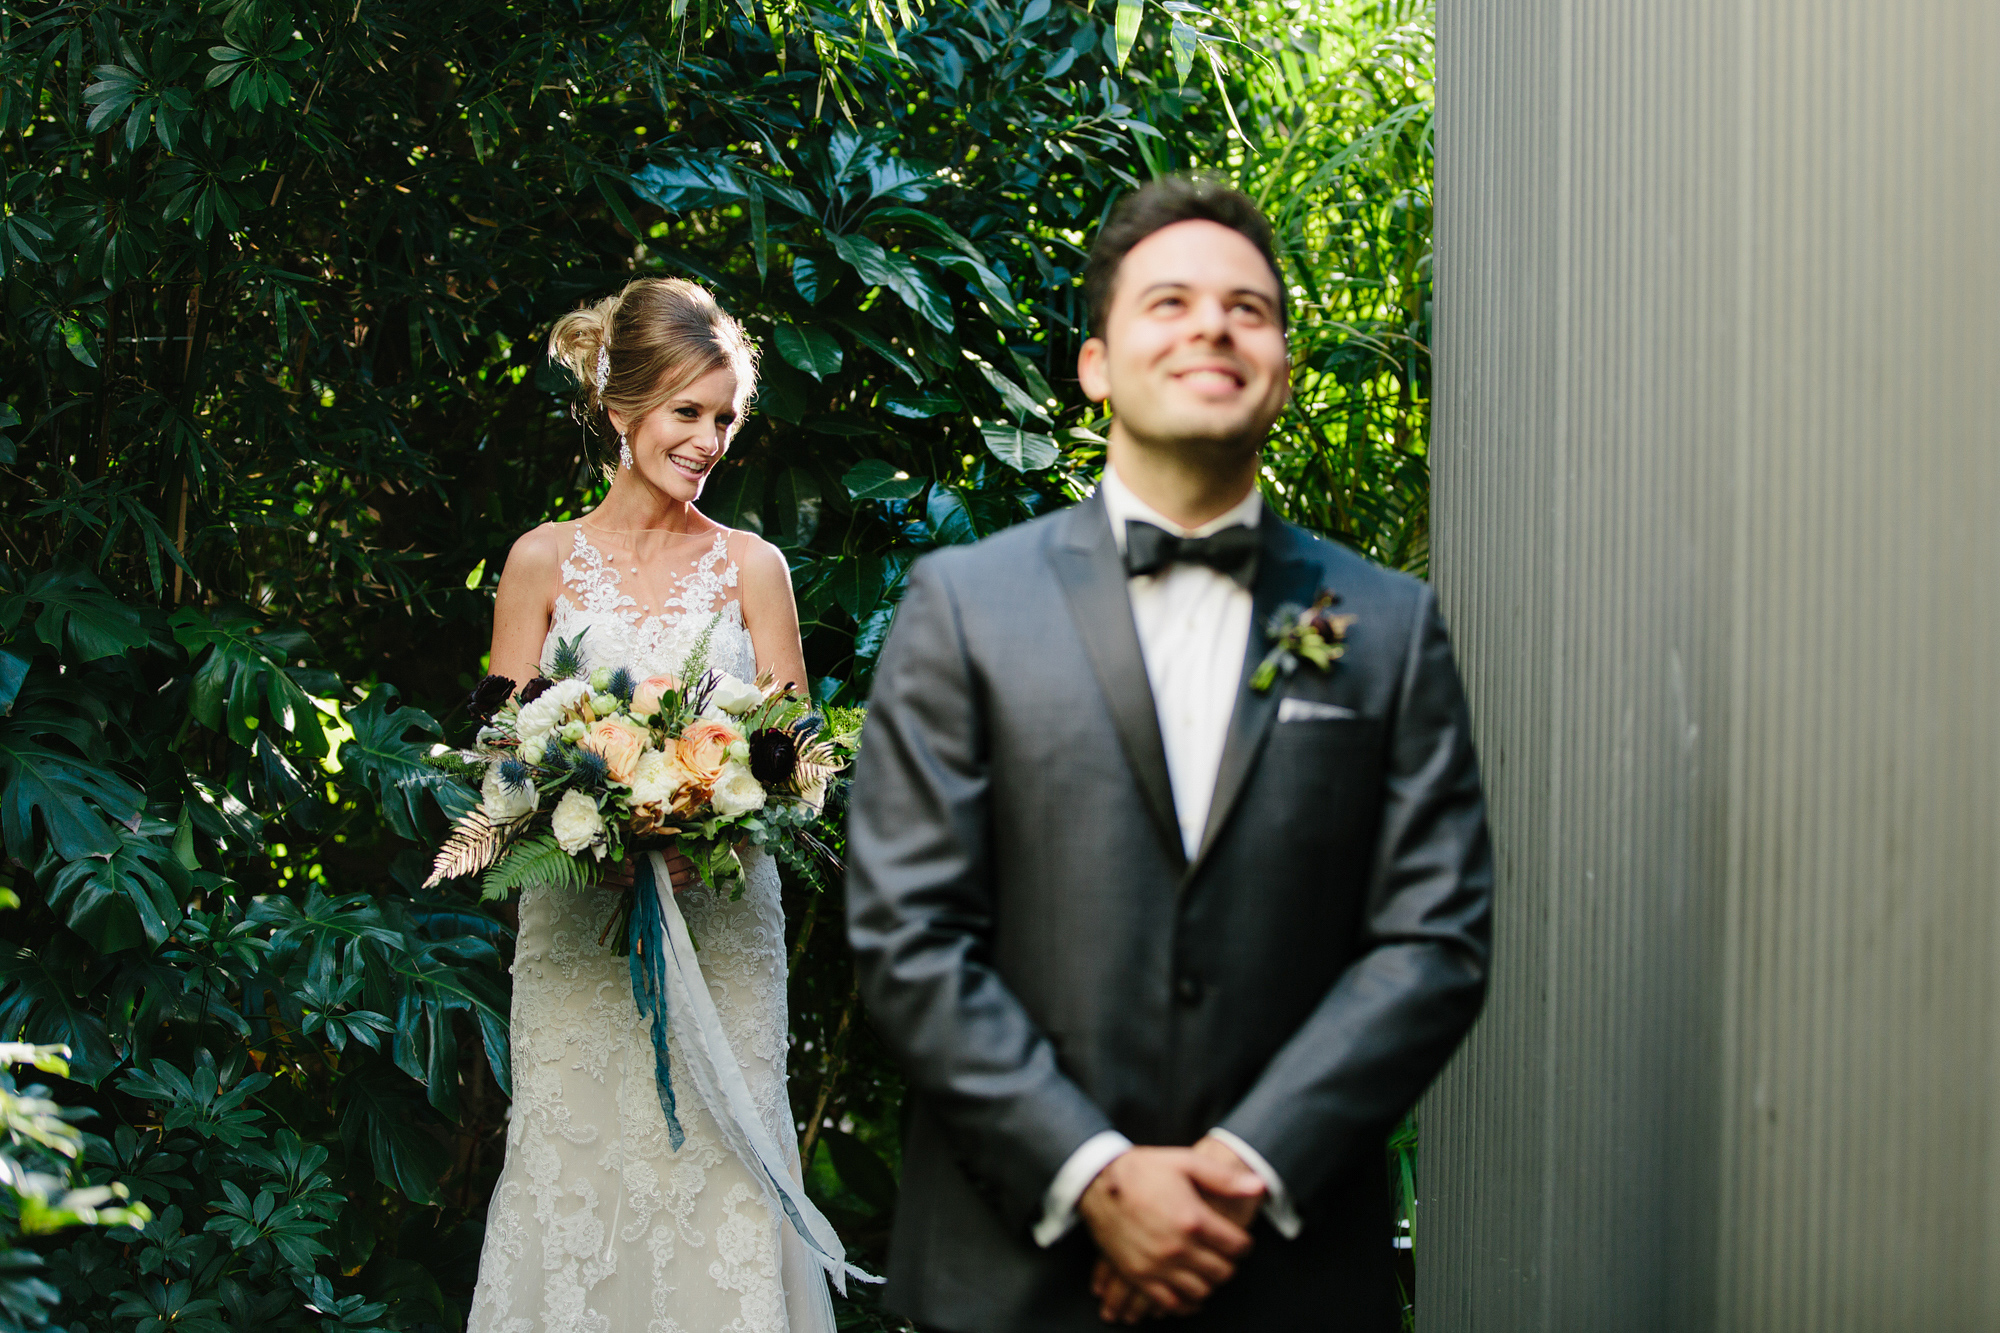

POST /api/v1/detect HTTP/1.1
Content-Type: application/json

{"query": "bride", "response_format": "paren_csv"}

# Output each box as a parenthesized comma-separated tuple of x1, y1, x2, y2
(466, 277, 846, 1333)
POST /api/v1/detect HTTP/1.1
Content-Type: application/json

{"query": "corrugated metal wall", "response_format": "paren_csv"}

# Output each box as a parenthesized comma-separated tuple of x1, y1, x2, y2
(1423, 1, 2000, 1328)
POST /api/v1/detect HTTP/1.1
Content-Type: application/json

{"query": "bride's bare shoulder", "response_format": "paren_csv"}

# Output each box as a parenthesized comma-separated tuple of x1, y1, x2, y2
(724, 529, 793, 601)
(499, 521, 574, 587)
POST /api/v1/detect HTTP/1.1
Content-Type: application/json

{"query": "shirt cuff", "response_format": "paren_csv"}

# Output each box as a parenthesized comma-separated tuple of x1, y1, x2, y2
(1206, 1127, 1302, 1240)
(1033, 1130, 1134, 1248)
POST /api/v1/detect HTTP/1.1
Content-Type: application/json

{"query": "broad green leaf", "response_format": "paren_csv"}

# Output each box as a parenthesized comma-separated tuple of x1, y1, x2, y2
(831, 316, 925, 385)
(631, 158, 747, 210)
(172, 608, 327, 757)
(824, 1128, 899, 1214)
(773, 322, 842, 380)
(0, 650, 29, 715)
(1008, 348, 1057, 405)
(828, 233, 954, 333)
(771, 468, 822, 548)
(119, 1050, 270, 1146)
(12, 565, 148, 662)
(45, 819, 193, 953)
(338, 688, 471, 842)
(0, 696, 145, 861)
(338, 1057, 448, 1204)
(980, 424, 1060, 471)
(827, 555, 887, 620)
(879, 391, 962, 419)
(702, 463, 765, 533)
(864, 157, 937, 202)
(974, 361, 1051, 422)
(842, 460, 927, 501)
(792, 254, 825, 304)
(0, 947, 118, 1084)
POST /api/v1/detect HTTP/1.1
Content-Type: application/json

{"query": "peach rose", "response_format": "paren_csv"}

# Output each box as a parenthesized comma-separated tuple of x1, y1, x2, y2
(675, 719, 741, 786)
(631, 673, 680, 716)
(582, 716, 650, 785)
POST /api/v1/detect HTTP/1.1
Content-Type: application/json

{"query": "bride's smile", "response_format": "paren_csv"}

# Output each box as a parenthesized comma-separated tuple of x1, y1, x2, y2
(609, 362, 741, 505)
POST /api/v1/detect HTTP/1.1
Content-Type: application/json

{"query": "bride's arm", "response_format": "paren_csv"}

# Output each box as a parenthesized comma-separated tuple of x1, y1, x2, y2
(489, 524, 562, 694)
(736, 534, 809, 697)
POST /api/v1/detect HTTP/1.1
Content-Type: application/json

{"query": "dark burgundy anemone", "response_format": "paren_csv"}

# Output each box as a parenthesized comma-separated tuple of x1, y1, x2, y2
(517, 676, 556, 705)
(748, 728, 799, 787)
(469, 674, 516, 724)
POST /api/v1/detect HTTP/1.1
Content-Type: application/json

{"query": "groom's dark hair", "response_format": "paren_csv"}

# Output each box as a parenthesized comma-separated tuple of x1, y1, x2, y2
(1084, 175, 1288, 336)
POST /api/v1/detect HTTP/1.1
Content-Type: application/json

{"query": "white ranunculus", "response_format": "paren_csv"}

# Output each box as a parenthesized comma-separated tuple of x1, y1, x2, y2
(520, 738, 546, 766)
(709, 674, 765, 716)
(481, 764, 538, 821)
(515, 679, 590, 742)
(710, 762, 767, 817)
(550, 788, 606, 855)
(628, 749, 687, 808)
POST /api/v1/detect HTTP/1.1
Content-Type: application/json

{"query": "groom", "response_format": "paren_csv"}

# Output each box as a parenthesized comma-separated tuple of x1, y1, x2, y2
(845, 176, 1492, 1330)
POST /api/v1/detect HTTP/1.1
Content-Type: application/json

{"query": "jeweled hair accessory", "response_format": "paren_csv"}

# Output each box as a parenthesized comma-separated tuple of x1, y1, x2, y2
(593, 344, 611, 396)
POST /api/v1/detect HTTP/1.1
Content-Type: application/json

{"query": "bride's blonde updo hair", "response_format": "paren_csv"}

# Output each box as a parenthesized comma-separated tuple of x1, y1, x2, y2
(546, 277, 758, 441)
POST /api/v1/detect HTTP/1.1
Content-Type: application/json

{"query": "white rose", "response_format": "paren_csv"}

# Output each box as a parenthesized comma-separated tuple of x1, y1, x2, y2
(550, 788, 606, 855)
(629, 749, 688, 808)
(515, 679, 590, 742)
(709, 674, 765, 716)
(710, 762, 767, 817)
(481, 765, 538, 822)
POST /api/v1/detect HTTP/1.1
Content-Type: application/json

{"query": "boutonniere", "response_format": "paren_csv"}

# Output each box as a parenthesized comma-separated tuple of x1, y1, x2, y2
(1252, 591, 1355, 692)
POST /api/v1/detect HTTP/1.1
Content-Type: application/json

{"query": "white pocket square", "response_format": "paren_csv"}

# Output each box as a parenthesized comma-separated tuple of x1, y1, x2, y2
(1277, 698, 1357, 723)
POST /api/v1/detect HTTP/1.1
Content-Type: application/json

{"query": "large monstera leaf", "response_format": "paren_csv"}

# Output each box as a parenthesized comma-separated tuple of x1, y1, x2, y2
(338, 688, 475, 842)
(42, 817, 194, 954)
(171, 608, 330, 759)
(0, 563, 151, 663)
(0, 678, 145, 864)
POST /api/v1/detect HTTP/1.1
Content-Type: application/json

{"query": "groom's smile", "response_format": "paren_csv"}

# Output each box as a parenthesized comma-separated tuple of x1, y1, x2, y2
(1078, 217, 1292, 457)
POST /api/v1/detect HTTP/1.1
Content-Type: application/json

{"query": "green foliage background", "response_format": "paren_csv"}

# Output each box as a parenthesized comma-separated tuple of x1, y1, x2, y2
(0, 0, 1431, 1326)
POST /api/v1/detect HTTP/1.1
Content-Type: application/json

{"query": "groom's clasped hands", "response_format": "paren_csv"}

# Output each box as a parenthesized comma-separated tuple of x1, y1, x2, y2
(1078, 1137, 1268, 1325)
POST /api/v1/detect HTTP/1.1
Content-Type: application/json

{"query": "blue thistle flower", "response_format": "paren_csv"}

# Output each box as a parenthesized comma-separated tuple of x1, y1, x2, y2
(499, 758, 533, 791)
(607, 667, 636, 702)
(570, 748, 610, 791)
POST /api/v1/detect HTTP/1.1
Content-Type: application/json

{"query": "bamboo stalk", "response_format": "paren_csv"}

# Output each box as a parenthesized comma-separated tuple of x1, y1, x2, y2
(798, 987, 855, 1165)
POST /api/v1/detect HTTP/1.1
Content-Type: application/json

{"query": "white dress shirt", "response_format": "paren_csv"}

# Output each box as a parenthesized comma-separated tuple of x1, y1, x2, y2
(1032, 464, 1301, 1247)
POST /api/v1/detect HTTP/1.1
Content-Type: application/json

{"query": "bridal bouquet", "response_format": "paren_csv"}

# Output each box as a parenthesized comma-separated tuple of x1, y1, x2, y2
(423, 623, 855, 930)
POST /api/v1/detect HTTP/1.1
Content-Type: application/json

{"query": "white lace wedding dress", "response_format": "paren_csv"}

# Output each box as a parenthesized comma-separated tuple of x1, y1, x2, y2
(467, 525, 844, 1333)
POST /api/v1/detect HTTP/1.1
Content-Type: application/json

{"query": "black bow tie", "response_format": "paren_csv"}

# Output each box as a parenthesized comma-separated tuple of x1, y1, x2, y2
(1123, 521, 1261, 588)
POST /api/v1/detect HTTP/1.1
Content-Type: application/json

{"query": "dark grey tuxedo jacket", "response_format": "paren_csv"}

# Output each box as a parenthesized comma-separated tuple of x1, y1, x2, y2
(845, 494, 1491, 1332)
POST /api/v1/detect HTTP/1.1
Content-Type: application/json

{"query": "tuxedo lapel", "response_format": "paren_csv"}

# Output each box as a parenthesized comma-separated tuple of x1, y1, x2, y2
(1047, 496, 1186, 869)
(1190, 520, 1326, 873)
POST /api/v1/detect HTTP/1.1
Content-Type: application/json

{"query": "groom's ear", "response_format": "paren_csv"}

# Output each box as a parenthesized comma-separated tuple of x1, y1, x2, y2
(1077, 336, 1112, 405)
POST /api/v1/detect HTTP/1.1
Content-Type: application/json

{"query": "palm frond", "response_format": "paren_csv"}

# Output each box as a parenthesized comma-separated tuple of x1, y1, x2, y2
(481, 835, 600, 901)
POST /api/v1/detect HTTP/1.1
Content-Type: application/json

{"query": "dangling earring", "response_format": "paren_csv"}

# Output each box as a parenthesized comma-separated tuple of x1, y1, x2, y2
(619, 433, 633, 470)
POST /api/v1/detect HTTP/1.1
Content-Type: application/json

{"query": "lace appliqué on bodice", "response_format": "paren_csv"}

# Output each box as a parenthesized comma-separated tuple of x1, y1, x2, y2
(545, 527, 757, 684)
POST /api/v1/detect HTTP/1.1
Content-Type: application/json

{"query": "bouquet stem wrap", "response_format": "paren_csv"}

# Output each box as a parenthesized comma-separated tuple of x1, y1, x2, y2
(629, 852, 880, 1296)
